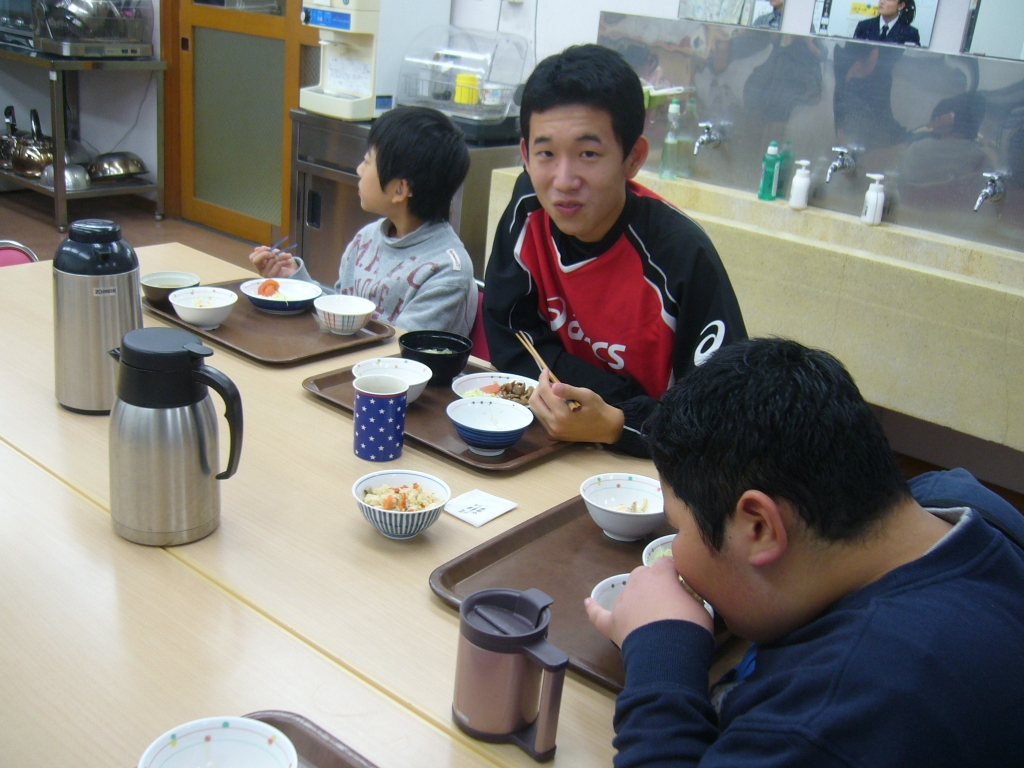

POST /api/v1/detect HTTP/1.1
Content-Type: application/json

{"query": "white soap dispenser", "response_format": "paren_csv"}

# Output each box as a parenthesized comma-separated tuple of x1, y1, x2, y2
(789, 159, 811, 209)
(862, 173, 885, 225)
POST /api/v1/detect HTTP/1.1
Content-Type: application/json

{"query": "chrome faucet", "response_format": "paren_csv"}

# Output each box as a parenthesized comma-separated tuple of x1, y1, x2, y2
(974, 172, 1005, 211)
(693, 122, 722, 155)
(826, 147, 855, 182)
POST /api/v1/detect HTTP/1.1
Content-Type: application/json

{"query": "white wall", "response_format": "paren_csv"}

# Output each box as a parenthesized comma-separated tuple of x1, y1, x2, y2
(0, 0, 981, 211)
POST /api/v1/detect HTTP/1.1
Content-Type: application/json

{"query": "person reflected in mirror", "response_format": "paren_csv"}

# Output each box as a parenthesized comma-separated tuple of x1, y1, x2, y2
(247, 107, 478, 335)
(900, 92, 989, 187)
(833, 39, 908, 151)
(586, 338, 1024, 767)
(483, 45, 747, 458)
(752, 0, 784, 30)
(853, 0, 920, 46)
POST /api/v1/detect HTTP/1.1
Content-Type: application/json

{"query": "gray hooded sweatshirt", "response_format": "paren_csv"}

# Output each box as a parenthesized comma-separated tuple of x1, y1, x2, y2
(291, 218, 478, 336)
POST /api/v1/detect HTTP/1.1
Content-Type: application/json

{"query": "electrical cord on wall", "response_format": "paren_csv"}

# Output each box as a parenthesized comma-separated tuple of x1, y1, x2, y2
(79, 71, 156, 157)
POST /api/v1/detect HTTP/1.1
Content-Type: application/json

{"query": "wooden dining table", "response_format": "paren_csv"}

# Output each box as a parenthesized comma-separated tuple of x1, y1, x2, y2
(0, 244, 743, 767)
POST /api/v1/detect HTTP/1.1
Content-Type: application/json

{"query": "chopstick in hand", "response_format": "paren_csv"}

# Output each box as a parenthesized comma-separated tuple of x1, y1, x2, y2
(515, 331, 582, 412)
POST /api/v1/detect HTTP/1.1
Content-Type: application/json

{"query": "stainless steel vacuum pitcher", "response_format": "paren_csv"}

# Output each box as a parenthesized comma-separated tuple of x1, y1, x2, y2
(53, 219, 143, 413)
(453, 588, 569, 762)
(109, 328, 243, 546)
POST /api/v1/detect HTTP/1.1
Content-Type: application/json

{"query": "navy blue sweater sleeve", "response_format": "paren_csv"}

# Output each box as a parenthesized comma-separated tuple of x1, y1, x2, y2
(613, 622, 851, 768)
(613, 620, 718, 767)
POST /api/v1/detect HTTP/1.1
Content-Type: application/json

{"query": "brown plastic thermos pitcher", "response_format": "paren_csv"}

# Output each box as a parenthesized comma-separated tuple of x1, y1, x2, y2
(452, 588, 569, 762)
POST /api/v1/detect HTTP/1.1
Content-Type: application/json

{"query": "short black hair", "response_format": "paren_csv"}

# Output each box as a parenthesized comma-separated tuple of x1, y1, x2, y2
(931, 92, 985, 139)
(648, 339, 910, 550)
(899, 0, 916, 25)
(368, 106, 470, 223)
(520, 44, 645, 159)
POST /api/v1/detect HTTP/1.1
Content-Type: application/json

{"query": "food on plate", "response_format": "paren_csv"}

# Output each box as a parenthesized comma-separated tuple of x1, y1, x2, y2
(463, 380, 535, 405)
(258, 279, 281, 297)
(362, 483, 440, 512)
(612, 498, 650, 514)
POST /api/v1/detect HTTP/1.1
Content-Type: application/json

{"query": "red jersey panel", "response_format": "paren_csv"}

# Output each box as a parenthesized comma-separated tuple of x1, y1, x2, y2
(519, 205, 675, 399)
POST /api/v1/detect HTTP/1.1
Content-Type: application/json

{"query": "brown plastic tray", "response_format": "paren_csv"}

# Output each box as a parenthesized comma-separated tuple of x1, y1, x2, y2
(429, 496, 731, 693)
(245, 711, 378, 768)
(302, 360, 575, 471)
(144, 279, 395, 365)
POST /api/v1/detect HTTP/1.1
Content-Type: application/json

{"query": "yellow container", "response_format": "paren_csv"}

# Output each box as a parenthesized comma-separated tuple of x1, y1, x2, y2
(454, 73, 480, 105)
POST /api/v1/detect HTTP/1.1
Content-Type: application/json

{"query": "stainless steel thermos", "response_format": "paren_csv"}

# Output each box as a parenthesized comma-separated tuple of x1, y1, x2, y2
(453, 588, 569, 762)
(109, 328, 243, 546)
(53, 219, 143, 413)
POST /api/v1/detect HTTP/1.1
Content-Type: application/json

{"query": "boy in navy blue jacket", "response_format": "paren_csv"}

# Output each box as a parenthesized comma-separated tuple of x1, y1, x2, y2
(585, 338, 1024, 767)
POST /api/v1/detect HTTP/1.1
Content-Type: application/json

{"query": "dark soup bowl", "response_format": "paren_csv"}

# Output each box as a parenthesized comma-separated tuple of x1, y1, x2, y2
(399, 330, 473, 386)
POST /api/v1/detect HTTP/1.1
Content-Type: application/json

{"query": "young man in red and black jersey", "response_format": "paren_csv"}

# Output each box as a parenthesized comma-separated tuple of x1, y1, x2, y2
(483, 44, 747, 457)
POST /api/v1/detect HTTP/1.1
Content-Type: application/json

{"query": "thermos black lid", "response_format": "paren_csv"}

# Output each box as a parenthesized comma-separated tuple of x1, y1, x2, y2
(119, 327, 213, 372)
(460, 588, 555, 651)
(53, 219, 138, 276)
(70, 219, 122, 244)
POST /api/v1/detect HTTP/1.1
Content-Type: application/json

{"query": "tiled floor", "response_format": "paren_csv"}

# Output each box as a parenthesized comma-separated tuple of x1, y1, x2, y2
(0, 189, 258, 272)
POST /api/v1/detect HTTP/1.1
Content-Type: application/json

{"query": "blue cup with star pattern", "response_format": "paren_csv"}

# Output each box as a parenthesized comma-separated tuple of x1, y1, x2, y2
(353, 375, 408, 462)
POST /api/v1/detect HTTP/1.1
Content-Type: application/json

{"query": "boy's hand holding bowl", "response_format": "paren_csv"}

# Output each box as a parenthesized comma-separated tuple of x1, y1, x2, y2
(585, 558, 714, 648)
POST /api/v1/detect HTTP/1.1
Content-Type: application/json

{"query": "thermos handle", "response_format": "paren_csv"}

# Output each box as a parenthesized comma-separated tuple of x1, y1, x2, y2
(192, 365, 243, 480)
(521, 638, 569, 759)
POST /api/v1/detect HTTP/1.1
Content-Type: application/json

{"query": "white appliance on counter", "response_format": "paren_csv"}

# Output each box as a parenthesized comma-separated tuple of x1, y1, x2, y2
(299, 0, 451, 121)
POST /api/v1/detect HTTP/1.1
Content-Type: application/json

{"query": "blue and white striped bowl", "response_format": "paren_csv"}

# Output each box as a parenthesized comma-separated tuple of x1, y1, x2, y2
(351, 470, 450, 539)
(446, 397, 534, 456)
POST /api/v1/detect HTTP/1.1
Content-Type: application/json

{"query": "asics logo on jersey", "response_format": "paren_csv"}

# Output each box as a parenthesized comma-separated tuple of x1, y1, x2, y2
(694, 321, 725, 366)
(546, 297, 568, 331)
(547, 296, 627, 369)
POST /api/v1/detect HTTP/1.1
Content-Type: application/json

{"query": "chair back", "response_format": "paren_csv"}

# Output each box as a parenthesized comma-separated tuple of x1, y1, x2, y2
(469, 281, 490, 362)
(0, 240, 39, 267)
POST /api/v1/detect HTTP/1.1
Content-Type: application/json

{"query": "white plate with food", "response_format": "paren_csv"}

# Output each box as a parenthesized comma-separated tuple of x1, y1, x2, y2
(239, 278, 322, 314)
(451, 372, 540, 405)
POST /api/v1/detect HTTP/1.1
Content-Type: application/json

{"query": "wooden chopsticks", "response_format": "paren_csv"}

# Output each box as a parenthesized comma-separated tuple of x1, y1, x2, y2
(515, 331, 582, 411)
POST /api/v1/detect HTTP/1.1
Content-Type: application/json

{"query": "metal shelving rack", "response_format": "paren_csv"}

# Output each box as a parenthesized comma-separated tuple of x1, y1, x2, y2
(0, 42, 166, 232)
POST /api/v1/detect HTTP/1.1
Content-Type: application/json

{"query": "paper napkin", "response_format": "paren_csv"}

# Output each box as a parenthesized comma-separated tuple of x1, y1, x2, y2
(444, 489, 518, 527)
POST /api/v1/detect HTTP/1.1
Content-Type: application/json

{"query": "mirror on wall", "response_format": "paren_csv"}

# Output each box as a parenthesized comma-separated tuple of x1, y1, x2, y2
(962, 0, 1024, 61)
(810, 1, 940, 48)
(678, 1, 787, 30)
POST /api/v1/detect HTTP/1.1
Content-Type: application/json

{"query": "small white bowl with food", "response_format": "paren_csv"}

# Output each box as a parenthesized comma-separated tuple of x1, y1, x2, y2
(642, 534, 677, 567)
(314, 294, 377, 334)
(239, 277, 322, 314)
(168, 286, 238, 330)
(580, 473, 666, 541)
(451, 372, 539, 404)
(352, 357, 432, 403)
(352, 469, 450, 539)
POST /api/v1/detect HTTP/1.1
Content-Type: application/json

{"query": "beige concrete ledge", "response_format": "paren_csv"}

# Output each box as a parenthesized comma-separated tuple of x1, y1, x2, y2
(487, 167, 1024, 453)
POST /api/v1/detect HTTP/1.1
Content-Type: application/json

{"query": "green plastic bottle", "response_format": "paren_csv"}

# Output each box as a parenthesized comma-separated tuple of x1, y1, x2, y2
(758, 141, 781, 201)
(659, 99, 681, 180)
(777, 139, 794, 197)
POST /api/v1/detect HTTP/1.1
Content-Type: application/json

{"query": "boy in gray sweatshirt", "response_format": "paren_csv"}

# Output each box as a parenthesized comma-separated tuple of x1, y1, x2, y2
(250, 107, 477, 336)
